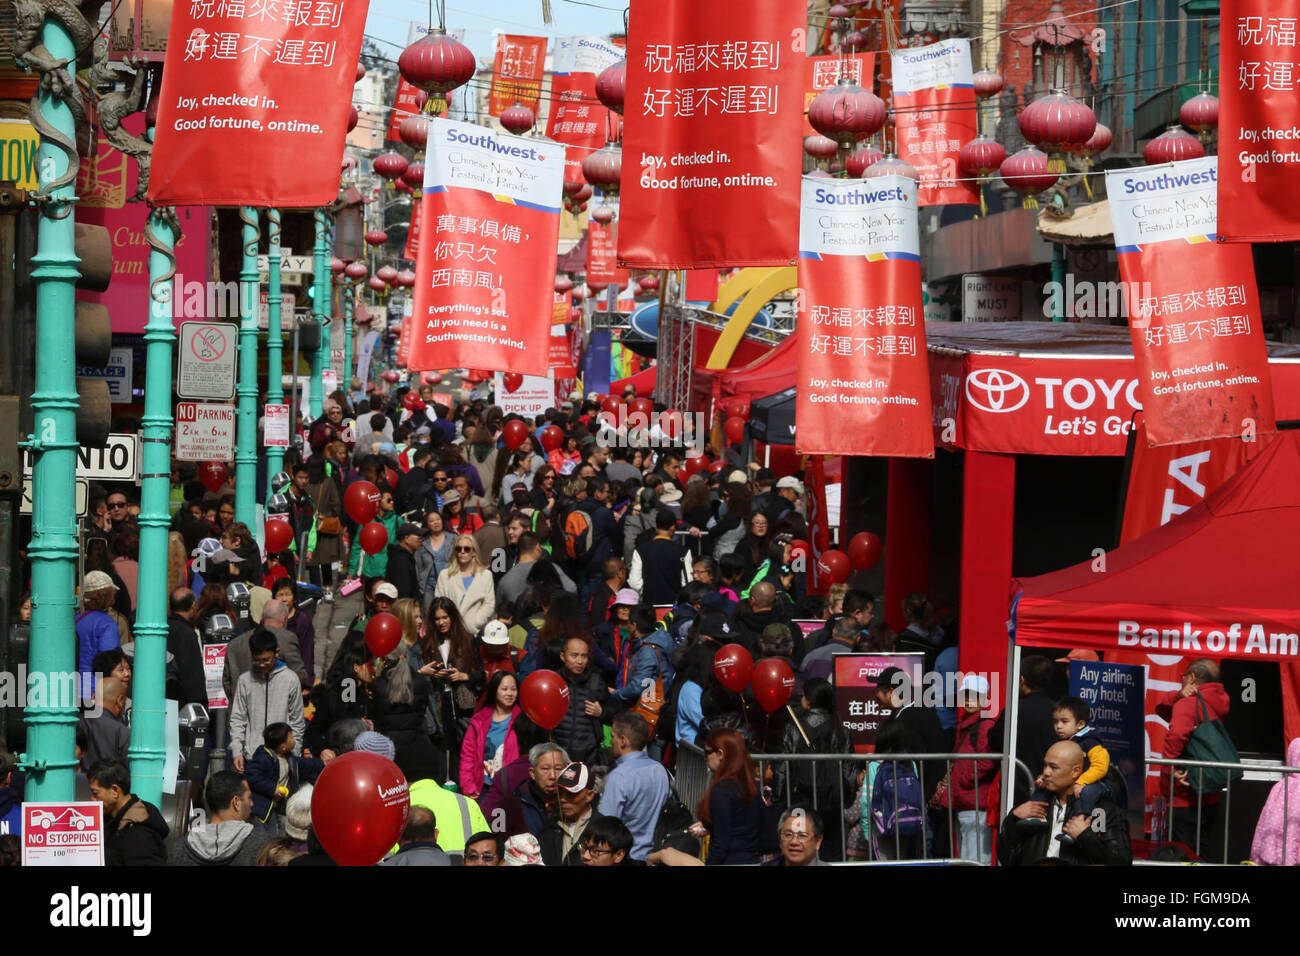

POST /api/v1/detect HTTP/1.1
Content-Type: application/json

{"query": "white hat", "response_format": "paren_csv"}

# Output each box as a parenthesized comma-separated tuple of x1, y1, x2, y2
(82, 570, 118, 592)
(482, 620, 511, 646)
(958, 674, 990, 698)
(726, 470, 749, 484)
(373, 582, 398, 600)
(776, 476, 805, 493)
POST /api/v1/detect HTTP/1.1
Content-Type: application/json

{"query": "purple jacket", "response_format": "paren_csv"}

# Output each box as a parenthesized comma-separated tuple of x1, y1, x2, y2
(479, 754, 531, 832)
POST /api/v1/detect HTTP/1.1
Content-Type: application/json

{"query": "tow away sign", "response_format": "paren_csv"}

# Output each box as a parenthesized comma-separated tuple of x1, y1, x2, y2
(22, 802, 104, 866)
(21, 433, 140, 481)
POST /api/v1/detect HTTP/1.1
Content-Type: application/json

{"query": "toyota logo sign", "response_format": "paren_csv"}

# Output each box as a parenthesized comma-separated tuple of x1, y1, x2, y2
(965, 368, 1030, 413)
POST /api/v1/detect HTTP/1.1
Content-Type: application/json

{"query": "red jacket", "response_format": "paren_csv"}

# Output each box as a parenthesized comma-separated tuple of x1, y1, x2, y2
(1156, 682, 1230, 807)
(950, 711, 998, 813)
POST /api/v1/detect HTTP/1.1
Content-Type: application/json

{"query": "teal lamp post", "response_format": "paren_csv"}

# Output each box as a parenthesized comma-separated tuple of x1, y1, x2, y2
(18, 10, 87, 801)
(309, 208, 331, 418)
(235, 207, 261, 529)
(265, 208, 285, 488)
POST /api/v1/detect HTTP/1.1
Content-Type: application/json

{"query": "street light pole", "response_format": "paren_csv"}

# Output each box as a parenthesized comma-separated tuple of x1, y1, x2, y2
(343, 278, 355, 396)
(235, 207, 261, 530)
(310, 207, 330, 418)
(265, 208, 285, 487)
(20, 12, 85, 801)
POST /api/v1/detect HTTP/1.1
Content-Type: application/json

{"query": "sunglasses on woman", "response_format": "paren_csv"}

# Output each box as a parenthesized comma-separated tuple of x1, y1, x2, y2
(455, 546, 475, 553)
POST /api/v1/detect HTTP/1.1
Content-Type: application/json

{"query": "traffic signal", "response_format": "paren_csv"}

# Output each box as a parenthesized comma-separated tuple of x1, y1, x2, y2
(73, 223, 113, 446)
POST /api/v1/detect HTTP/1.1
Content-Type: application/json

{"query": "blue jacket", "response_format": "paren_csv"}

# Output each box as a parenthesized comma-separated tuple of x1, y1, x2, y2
(244, 745, 325, 824)
(613, 628, 676, 703)
(0, 786, 20, 838)
(76, 610, 120, 685)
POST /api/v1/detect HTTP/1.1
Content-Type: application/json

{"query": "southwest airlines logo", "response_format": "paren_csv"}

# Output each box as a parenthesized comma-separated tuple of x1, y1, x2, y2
(965, 368, 1030, 413)
(444, 128, 545, 161)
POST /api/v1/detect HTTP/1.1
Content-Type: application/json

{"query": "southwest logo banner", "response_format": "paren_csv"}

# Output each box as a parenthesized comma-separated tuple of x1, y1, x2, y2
(803, 54, 870, 137)
(1107, 157, 1276, 446)
(891, 39, 977, 207)
(408, 118, 564, 376)
(547, 36, 623, 151)
(149, 0, 371, 206)
(488, 35, 548, 116)
(795, 174, 934, 457)
(1218, 0, 1300, 241)
(619, 0, 804, 268)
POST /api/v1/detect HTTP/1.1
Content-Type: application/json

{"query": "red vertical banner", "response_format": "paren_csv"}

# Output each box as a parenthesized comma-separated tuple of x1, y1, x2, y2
(547, 36, 623, 150)
(807, 455, 831, 596)
(586, 218, 629, 288)
(795, 174, 934, 457)
(387, 78, 425, 141)
(397, 309, 414, 368)
(488, 35, 548, 116)
(890, 39, 978, 207)
(408, 119, 563, 376)
(1107, 158, 1276, 446)
(804, 54, 871, 136)
(149, 0, 371, 206)
(403, 197, 423, 263)
(619, 0, 804, 268)
(1218, 0, 1300, 240)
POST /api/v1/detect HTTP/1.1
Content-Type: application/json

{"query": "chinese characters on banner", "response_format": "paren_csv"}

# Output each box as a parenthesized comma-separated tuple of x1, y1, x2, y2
(550, 323, 579, 383)
(488, 35, 548, 116)
(804, 54, 870, 137)
(387, 78, 425, 141)
(397, 302, 414, 368)
(149, 0, 371, 206)
(404, 199, 423, 262)
(1106, 157, 1276, 446)
(795, 174, 934, 457)
(891, 39, 978, 207)
(619, 0, 803, 268)
(408, 119, 563, 375)
(548, 36, 624, 190)
(1219, 0, 1300, 240)
(587, 218, 630, 288)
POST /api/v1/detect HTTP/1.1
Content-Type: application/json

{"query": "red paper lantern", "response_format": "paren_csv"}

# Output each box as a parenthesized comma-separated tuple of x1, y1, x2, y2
(344, 480, 381, 523)
(724, 417, 746, 444)
(383, 370, 401, 383)
(973, 70, 1004, 100)
(330, 257, 346, 274)
(502, 419, 530, 450)
(422, 371, 442, 385)
(848, 531, 883, 571)
(568, 183, 593, 204)
(344, 261, 368, 280)
(401, 161, 425, 189)
(359, 521, 389, 556)
(365, 611, 402, 657)
(804, 134, 839, 160)
(818, 549, 852, 584)
(1179, 92, 1219, 138)
(846, 142, 885, 177)
(752, 659, 796, 712)
(373, 151, 409, 181)
(520, 670, 570, 729)
(1019, 90, 1096, 169)
(1076, 123, 1112, 159)
(713, 644, 754, 693)
(582, 144, 622, 197)
(1143, 125, 1205, 165)
(639, 274, 660, 292)
(364, 229, 387, 247)
(368, 276, 387, 291)
(500, 102, 535, 135)
(395, 270, 416, 288)
(591, 205, 614, 225)
(264, 518, 294, 553)
(999, 146, 1059, 196)
(399, 29, 476, 97)
(863, 154, 920, 180)
(399, 112, 430, 151)
(843, 30, 866, 51)
(311, 751, 409, 866)
(376, 265, 398, 283)
(595, 60, 626, 115)
(807, 77, 887, 148)
(554, 274, 573, 294)
(199, 461, 226, 493)
(957, 135, 1007, 178)
(347, 105, 358, 133)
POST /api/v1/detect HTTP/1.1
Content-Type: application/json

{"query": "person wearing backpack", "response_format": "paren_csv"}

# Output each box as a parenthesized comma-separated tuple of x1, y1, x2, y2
(868, 719, 926, 861)
(564, 476, 618, 608)
(1157, 657, 1235, 862)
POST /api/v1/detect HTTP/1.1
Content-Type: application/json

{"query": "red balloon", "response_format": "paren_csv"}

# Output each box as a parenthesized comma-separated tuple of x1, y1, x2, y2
(752, 658, 796, 713)
(725, 398, 750, 418)
(724, 416, 746, 444)
(683, 454, 707, 478)
(310, 751, 410, 866)
(502, 373, 524, 394)
(264, 518, 294, 553)
(713, 644, 754, 693)
(385, 466, 399, 489)
(600, 396, 619, 415)
(789, 538, 810, 564)
(344, 480, 381, 524)
(359, 522, 389, 556)
(708, 458, 729, 474)
(199, 461, 226, 493)
(848, 531, 883, 571)
(539, 424, 564, 452)
(365, 611, 403, 658)
(818, 549, 852, 585)
(629, 396, 654, 418)
(520, 669, 570, 729)
(658, 411, 680, 439)
(502, 419, 529, 450)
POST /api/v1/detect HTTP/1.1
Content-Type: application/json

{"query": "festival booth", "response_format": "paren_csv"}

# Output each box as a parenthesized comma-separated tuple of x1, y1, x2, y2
(1002, 429, 1300, 828)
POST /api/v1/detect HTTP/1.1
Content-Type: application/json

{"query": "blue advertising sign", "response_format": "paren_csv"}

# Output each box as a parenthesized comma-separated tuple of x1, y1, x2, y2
(1068, 659, 1145, 836)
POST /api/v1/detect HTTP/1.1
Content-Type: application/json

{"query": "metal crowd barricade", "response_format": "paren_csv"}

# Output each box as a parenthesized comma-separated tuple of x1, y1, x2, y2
(1147, 756, 1300, 864)
(677, 749, 1035, 863)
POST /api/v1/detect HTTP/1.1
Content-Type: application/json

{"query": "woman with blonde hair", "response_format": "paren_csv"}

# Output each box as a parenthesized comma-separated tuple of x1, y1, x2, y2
(167, 531, 188, 596)
(434, 533, 495, 635)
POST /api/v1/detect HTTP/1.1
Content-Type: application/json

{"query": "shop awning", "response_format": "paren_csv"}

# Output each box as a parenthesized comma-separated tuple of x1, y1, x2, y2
(1036, 200, 1113, 247)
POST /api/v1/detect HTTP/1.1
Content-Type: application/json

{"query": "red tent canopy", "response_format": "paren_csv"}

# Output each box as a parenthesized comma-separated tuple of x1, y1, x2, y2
(692, 331, 799, 405)
(611, 364, 656, 396)
(1013, 430, 1300, 665)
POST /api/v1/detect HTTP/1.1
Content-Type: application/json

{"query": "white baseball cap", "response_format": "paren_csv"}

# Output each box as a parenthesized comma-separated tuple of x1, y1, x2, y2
(482, 620, 511, 646)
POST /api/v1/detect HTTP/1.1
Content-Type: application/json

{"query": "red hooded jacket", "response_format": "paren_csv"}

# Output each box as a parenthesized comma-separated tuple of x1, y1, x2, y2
(1157, 681, 1231, 808)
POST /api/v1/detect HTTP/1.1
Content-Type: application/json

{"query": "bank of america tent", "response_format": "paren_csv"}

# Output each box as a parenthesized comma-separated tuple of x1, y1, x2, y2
(1011, 429, 1300, 742)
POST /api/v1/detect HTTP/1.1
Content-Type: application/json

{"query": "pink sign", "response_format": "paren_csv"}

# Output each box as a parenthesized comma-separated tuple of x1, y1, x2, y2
(76, 115, 211, 335)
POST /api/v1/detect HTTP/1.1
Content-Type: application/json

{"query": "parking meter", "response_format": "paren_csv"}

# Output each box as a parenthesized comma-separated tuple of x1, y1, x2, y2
(226, 582, 250, 623)
(177, 702, 210, 782)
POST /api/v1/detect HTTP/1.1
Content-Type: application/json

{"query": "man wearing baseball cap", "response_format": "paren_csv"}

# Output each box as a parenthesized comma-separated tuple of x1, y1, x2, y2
(478, 619, 521, 688)
(540, 761, 599, 866)
(770, 476, 805, 522)
(386, 522, 424, 600)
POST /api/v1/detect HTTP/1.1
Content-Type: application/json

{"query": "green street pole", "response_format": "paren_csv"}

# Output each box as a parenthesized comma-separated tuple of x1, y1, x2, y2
(343, 277, 355, 397)
(310, 207, 329, 418)
(128, 207, 179, 806)
(235, 207, 261, 529)
(1051, 242, 1067, 322)
(22, 16, 83, 801)
(265, 208, 285, 487)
